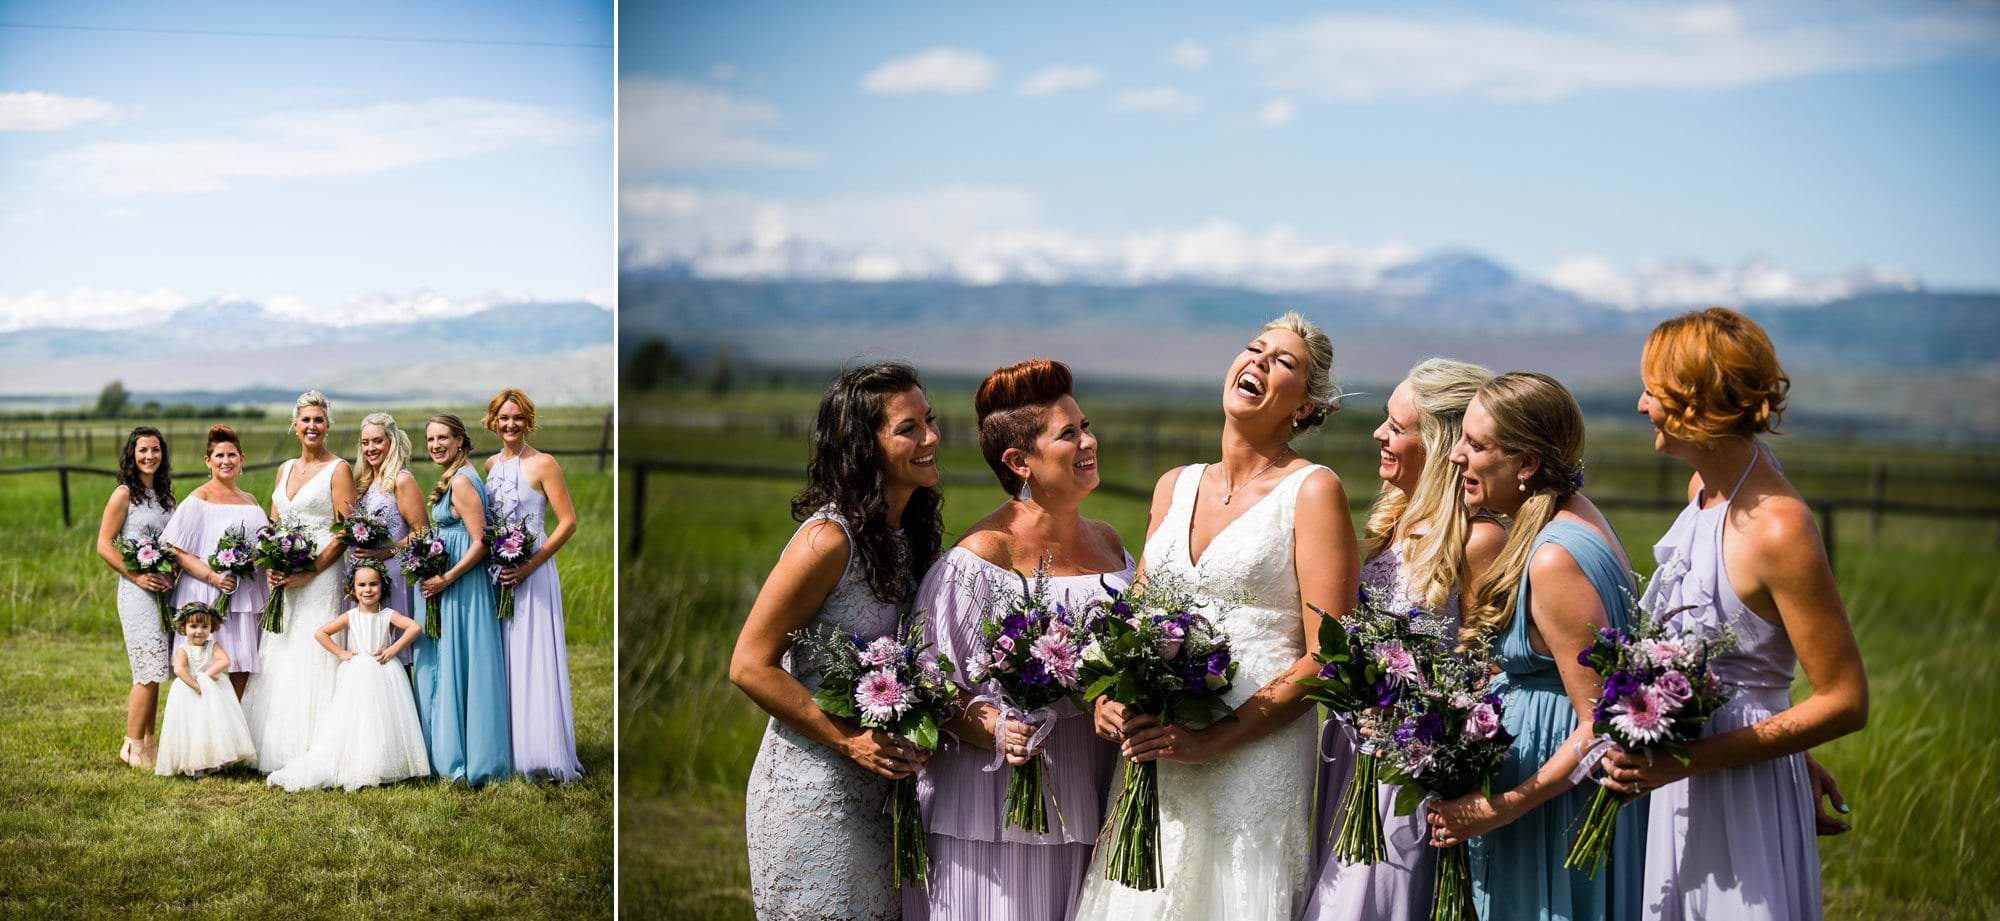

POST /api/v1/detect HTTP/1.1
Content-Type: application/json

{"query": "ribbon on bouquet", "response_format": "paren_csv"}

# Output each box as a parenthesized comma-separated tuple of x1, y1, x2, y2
(966, 691, 1060, 773)
(1568, 734, 1653, 785)
(1319, 713, 1373, 763)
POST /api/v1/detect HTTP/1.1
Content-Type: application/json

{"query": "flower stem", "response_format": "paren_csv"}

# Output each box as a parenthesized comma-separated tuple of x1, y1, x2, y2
(1562, 784, 1622, 879)
(1429, 842, 1473, 921)
(891, 774, 929, 888)
(1004, 758, 1049, 834)
(1332, 751, 1386, 864)
(1103, 759, 1160, 890)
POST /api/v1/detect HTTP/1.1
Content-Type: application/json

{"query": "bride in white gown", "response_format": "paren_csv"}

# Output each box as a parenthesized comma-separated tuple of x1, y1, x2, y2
(243, 390, 356, 773)
(1076, 312, 1361, 921)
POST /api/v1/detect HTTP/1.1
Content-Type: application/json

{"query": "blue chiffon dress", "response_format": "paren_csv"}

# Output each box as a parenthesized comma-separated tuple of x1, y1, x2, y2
(412, 466, 513, 785)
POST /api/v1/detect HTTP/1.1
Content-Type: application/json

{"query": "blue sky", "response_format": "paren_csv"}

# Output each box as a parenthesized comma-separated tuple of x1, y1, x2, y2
(620, 1, 2000, 307)
(0, 0, 612, 330)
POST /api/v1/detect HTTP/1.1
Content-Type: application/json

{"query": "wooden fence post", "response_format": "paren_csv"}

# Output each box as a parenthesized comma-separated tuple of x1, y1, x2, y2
(1868, 461, 1886, 538)
(627, 464, 648, 557)
(597, 412, 612, 473)
(59, 466, 73, 529)
(55, 419, 65, 464)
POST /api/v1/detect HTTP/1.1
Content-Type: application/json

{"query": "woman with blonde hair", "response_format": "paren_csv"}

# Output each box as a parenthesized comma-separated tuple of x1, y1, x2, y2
(351, 412, 427, 663)
(1078, 311, 1360, 920)
(412, 413, 511, 785)
(482, 388, 583, 783)
(1302, 358, 1506, 919)
(243, 389, 356, 774)
(1598, 307, 1867, 920)
(1424, 372, 1647, 921)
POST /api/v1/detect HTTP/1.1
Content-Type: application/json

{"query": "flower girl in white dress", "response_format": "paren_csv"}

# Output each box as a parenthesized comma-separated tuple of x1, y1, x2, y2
(155, 603, 257, 777)
(267, 560, 431, 791)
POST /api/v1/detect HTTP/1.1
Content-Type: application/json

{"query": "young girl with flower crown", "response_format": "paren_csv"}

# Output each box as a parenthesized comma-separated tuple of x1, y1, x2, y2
(155, 603, 257, 777)
(268, 559, 430, 791)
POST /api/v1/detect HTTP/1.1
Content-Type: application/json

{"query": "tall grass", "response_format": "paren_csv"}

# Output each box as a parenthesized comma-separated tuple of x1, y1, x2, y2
(619, 459, 2000, 920)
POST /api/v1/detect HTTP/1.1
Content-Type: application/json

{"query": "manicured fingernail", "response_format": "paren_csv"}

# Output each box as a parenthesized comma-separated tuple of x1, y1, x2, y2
(1837, 803, 1850, 814)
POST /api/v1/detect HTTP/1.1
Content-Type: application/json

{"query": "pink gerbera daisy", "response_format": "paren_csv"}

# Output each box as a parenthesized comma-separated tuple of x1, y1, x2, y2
(855, 668, 909, 722)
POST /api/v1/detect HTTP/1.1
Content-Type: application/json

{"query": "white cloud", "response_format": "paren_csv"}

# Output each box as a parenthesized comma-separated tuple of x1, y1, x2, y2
(861, 48, 996, 94)
(101, 208, 143, 223)
(0, 287, 189, 332)
(1166, 39, 1213, 70)
(1245, 8, 2000, 101)
(619, 78, 819, 170)
(1114, 86, 1201, 114)
(0, 91, 119, 132)
(1545, 253, 1921, 309)
(47, 98, 600, 198)
(1257, 97, 1296, 127)
(1018, 66, 1103, 97)
(263, 289, 540, 326)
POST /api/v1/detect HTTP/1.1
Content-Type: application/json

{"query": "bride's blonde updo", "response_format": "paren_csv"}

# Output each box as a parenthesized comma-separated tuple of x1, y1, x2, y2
(1261, 311, 1341, 434)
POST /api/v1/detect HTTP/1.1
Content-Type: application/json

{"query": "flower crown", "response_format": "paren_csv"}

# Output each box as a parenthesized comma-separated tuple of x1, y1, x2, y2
(345, 557, 391, 593)
(173, 601, 224, 630)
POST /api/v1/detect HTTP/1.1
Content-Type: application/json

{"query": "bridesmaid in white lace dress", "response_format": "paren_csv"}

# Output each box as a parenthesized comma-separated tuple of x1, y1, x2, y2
(1303, 359, 1505, 921)
(242, 389, 356, 773)
(729, 362, 944, 920)
(1600, 308, 1868, 920)
(349, 413, 426, 665)
(1079, 312, 1360, 921)
(93, 426, 178, 770)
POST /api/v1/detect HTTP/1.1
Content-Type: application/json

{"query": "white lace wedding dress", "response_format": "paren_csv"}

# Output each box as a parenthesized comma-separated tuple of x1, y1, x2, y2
(242, 457, 346, 773)
(1072, 464, 1322, 921)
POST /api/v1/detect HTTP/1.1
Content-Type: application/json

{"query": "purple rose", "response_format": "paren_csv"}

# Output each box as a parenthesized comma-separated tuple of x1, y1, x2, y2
(1464, 702, 1503, 741)
(1654, 669, 1694, 705)
(1156, 619, 1187, 660)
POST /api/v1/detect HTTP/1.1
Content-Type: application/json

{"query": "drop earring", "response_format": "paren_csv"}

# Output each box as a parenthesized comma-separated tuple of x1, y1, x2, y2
(1017, 478, 1033, 502)
(1518, 479, 1527, 493)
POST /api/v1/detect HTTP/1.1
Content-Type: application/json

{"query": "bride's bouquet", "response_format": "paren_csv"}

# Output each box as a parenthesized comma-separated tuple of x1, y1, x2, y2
(484, 517, 538, 620)
(205, 523, 255, 614)
(1077, 570, 1238, 891)
(961, 559, 1091, 834)
(1563, 595, 1736, 878)
(398, 527, 451, 638)
(1376, 643, 1512, 921)
(252, 515, 318, 633)
(791, 619, 959, 888)
(1299, 587, 1435, 865)
(115, 526, 177, 634)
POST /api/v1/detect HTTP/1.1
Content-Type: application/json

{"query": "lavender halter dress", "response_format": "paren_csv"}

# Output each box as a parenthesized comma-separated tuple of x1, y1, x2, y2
(489, 455, 582, 782)
(1639, 451, 1822, 920)
(902, 547, 1133, 921)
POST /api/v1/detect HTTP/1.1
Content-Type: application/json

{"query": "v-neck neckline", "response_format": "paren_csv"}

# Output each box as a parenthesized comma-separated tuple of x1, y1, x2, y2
(1183, 463, 1307, 568)
(283, 457, 333, 503)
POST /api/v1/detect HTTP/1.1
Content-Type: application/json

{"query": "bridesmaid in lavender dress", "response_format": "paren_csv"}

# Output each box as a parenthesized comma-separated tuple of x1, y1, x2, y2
(1302, 359, 1503, 921)
(903, 360, 1132, 921)
(730, 362, 943, 920)
(1600, 308, 1868, 921)
(482, 388, 583, 782)
(94, 426, 178, 769)
(161, 425, 270, 699)
(350, 413, 427, 665)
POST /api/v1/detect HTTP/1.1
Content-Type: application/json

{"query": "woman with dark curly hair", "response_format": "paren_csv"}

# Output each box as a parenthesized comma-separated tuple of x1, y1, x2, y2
(94, 426, 179, 769)
(729, 361, 944, 920)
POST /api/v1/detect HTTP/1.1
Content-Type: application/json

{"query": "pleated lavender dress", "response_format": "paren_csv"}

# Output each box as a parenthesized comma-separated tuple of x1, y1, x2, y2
(489, 455, 582, 782)
(1469, 520, 1647, 921)
(160, 495, 269, 674)
(902, 546, 1133, 921)
(1302, 541, 1461, 921)
(1639, 452, 1821, 920)
(357, 483, 419, 665)
(744, 511, 905, 921)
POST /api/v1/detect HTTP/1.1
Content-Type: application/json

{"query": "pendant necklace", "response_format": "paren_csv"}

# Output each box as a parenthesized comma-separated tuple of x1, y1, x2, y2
(1220, 451, 1291, 505)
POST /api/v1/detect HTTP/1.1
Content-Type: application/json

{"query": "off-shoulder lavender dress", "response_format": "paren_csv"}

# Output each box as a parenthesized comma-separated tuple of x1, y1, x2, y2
(160, 495, 270, 676)
(744, 511, 906, 920)
(1639, 452, 1822, 920)
(902, 546, 1133, 921)
(489, 455, 582, 782)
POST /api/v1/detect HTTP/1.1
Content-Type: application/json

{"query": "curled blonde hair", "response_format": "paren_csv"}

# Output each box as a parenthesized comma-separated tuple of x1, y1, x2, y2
(1642, 307, 1789, 447)
(293, 389, 332, 428)
(1361, 358, 1495, 613)
(1261, 311, 1341, 434)
(425, 414, 475, 505)
(1457, 372, 1589, 646)
(354, 412, 412, 497)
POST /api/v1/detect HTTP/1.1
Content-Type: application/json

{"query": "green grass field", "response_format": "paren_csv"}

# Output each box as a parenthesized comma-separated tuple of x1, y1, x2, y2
(0, 411, 614, 919)
(619, 400, 2000, 920)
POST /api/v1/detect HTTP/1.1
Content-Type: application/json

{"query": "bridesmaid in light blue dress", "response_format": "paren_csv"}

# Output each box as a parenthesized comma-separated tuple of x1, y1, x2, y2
(412, 414, 512, 786)
(1427, 372, 1645, 921)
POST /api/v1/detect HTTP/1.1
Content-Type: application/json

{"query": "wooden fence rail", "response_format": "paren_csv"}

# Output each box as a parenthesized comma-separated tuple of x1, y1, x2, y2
(622, 456, 2000, 570)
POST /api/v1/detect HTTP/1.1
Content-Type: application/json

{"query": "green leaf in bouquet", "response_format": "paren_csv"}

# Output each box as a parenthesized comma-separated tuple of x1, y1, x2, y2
(1115, 670, 1140, 704)
(1082, 674, 1117, 700)
(813, 684, 856, 719)
(908, 712, 940, 753)
(1394, 781, 1427, 818)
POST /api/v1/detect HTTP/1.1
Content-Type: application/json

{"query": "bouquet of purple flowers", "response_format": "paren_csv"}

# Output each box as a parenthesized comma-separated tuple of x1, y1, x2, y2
(115, 526, 178, 634)
(1563, 598, 1736, 878)
(791, 618, 960, 888)
(484, 517, 538, 620)
(961, 561, 1091, 834)
(1076, 571, 1238, 891)
(332, 507, 393, 553)
(399, 526, 451, 639)
(252, 516, 318, 633)
(1377, 644, 1512, 921)
(1299, 586, 1435, 865)
(205, 523, 255, 614)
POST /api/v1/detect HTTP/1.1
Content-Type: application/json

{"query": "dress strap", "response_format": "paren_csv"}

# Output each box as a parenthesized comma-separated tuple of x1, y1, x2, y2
(1722, 447, 1761, 504)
